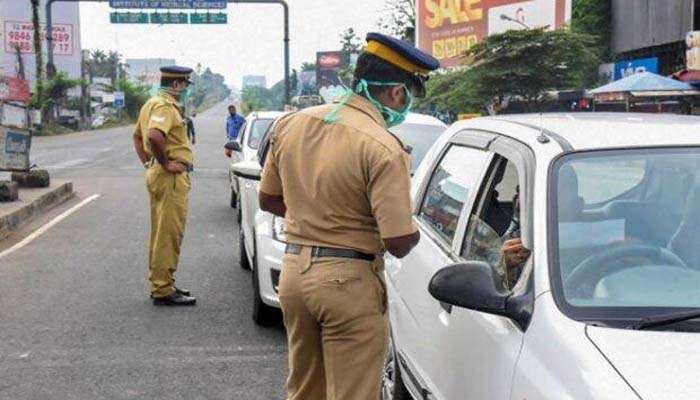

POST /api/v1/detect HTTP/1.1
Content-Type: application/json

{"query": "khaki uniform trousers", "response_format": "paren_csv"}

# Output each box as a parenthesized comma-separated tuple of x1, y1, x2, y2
(145, 164, 191, 297)
(279, 246, 389, 400)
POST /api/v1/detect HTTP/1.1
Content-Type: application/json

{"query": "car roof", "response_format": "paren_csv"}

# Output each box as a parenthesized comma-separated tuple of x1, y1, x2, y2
(404, 112, 447, 127)
(453, 112, 700, 151)
(248, 111, 286, 120)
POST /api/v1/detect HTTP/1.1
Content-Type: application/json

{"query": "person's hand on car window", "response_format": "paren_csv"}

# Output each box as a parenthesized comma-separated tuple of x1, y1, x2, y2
(502, 238, 530, 270)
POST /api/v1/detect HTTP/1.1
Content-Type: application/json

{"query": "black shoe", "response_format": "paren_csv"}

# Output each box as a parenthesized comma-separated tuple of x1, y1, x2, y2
(150, 287, 191, 299)
(152, 292, 197, 306)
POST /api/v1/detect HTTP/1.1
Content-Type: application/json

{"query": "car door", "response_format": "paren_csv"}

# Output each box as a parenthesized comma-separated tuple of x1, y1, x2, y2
(231, 120, 249, 166)
(388, 141, 493, 399)
(431, 136, 534, 400)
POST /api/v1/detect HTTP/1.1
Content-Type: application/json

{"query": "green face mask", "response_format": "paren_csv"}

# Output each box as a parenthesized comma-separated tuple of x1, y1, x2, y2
(355, 79, 414, 128)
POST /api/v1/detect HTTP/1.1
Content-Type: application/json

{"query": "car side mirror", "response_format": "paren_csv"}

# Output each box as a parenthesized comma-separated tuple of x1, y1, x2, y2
(225, 141, 242, 152)
(428, 261, 534, 330)
(232, 161, 262, 181)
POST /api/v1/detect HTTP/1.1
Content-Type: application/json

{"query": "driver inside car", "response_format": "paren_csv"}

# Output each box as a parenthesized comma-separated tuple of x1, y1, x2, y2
(501, 186, 530, 287)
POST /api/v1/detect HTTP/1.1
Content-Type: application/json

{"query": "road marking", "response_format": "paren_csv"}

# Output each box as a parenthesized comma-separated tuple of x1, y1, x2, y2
(0, 194, 101, 260)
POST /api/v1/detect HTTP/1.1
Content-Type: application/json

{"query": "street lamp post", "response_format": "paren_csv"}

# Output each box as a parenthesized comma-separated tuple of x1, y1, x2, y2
(500, 13, 530, 30)
(45, 0, 291, 104)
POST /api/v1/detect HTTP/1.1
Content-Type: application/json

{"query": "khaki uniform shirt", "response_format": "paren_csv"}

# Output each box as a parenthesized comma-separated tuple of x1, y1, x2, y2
(260, 94, 416, 254)
(135, 92, 193, 166)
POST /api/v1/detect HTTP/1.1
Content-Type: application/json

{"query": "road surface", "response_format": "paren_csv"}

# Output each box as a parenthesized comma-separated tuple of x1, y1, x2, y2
(0, 103, 288, 400)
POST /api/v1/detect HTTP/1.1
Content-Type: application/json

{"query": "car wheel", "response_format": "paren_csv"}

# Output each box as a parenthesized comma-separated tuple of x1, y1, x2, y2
(239, 226, 251, 271)
(381, 336, 411, 400)
(230, 188, 237, 208)
(251, 249, 280, 326)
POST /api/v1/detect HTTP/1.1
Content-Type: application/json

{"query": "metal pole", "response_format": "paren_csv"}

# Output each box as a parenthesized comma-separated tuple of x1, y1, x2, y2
(231, 0, 290, 105)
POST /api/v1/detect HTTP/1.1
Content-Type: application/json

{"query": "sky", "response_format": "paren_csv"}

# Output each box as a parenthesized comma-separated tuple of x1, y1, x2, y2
(79, 1, 388, 88)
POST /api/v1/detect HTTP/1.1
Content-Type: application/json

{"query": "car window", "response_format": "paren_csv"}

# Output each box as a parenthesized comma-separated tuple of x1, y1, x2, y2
(570, 160, 646, 204)
(389, 123, 445, 173)
(248, 118, 275, 149)
(418, 145, 490, 245)
(461, 159, 523, 290)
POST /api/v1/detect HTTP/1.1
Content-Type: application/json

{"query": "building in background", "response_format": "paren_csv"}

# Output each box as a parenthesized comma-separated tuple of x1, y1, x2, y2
(125, 58, 176, 86)
(242, 75, 266, 89)
(416, 0, 572, 68)
(0, 0, 82, 91)
(611, 0, 699, 76)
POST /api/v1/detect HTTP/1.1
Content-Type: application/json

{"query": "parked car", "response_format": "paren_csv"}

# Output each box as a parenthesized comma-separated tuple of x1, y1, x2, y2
(380, 112, 700, 400)
(232, 113, 447, 325)
(228, 111, 285, 209)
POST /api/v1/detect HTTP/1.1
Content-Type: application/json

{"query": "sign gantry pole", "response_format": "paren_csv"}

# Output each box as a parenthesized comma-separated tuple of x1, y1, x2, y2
(45, 0, 291, 104)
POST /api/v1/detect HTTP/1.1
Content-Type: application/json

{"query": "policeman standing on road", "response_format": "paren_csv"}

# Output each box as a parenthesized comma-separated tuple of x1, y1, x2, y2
(132, 66, 197, 306)
(259, 33, 439, 400)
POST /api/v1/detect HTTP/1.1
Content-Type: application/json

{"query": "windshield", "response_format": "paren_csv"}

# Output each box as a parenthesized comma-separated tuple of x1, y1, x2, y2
(551, 148, 700, 321)
(389, 123, 445, 173)
(248, 118, 275, 150)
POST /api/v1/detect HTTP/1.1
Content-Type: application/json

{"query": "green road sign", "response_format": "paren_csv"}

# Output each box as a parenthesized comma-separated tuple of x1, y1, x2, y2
(150, 12, 189, 24)
(190, 13, 228, 24)
(110, 12, 149, 24)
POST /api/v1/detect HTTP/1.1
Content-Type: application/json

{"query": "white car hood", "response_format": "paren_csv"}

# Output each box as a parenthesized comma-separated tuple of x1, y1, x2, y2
(587, 326, 700, 400)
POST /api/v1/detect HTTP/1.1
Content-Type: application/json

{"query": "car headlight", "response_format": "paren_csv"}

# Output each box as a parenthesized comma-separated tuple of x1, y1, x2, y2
(272, 216, 287, 242)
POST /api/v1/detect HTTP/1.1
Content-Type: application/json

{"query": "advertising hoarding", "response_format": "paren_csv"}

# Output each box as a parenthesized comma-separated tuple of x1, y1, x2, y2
(0, 1, 82, 89)
(614, 57, 659, 80)
(416, 0, 571, 68)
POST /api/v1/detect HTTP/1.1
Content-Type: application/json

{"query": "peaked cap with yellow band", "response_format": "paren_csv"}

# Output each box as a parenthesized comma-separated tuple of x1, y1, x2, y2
(160, 65, 194, 83)
(364, 32, 440, 97)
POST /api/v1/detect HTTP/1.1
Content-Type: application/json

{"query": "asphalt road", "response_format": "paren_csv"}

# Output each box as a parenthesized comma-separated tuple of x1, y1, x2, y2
(0, 102, 288, 400)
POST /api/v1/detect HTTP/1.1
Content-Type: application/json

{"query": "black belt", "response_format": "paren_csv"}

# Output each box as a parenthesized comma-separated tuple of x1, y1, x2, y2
(285, 244, 375, 261)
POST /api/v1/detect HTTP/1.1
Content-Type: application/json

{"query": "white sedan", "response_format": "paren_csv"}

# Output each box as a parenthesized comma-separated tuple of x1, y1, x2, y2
(227, 111, 285, 210)
(232, 113, 447, 325)
(382, 112, 700, 400)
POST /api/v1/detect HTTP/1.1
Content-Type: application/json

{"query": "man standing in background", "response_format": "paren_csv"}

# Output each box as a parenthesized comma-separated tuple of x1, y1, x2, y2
(225, 105, 246, 157)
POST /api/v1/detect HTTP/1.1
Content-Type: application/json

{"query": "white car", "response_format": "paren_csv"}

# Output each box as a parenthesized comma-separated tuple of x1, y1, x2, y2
(232, 113, 447, 325)
(228, 111, 285, 210)
(381, 112, 700, 400)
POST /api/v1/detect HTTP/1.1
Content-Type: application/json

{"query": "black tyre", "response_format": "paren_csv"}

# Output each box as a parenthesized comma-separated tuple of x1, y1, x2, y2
(230, 188, 237, 208)
(239, 226, 251, 271)
(251, 249, 280, 326)
(381, 335, 411, 400)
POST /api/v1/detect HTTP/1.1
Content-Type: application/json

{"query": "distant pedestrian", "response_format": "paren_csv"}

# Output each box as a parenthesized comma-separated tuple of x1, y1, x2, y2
(186, 111, 197, 145)
(132, 65, 196, 306)
(225, 105, 245, 158)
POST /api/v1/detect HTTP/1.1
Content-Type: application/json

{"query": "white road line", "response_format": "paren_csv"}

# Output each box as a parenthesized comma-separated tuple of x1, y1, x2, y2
(0, 194, 101, 260)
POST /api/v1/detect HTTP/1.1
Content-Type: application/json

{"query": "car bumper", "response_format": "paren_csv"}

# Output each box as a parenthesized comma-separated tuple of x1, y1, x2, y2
(256, 232, 285, 308)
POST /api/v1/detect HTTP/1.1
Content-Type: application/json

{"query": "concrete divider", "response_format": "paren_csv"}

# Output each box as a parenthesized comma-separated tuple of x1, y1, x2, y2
(0, 181, 74, 240)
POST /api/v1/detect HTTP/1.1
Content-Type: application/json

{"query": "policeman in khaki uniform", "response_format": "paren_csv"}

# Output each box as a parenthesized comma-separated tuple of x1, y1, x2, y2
(132, 66, 196, 306)
(259, 33, 439, 400)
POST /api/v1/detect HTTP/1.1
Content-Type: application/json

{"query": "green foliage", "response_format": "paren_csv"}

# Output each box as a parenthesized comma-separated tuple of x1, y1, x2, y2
(189, 67, 231, 112)
(415, 68, 483, 114)
(463, 28, 597, 111)
(241, 85, 283, 113)
(571, 0, 612, 84)
(301, 62, 316, 72)
(86, 50, 126, 83)
(378, 0, 415, 42)
(29, 71, 83, 111)
(113, 79, 149, 119)
(339, 28, 362, 52)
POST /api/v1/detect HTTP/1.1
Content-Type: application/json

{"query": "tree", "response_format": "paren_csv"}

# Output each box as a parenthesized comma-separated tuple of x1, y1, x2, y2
(339, 27, 362, 53)
(461, 27, 598, 112)
(30, 0, 44, 108)
(378, 0, 415, 43)
(572, 0, 612, 85)
(300, 62, 316, 72)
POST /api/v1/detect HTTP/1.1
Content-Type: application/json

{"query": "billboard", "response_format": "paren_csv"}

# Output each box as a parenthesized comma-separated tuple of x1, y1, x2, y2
(0, 0, 82, 90)
(316, 51, 358, 103)
(417, 0, 572, 68)
(613, 57, 659, 80)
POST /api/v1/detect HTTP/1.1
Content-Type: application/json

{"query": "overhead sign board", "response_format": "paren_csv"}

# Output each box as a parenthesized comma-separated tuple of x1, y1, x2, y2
(417, 0, 571, 68)
(190, 13, 227, 24)
(614, 57, 659, 80)
(109, 0, 227, 9)
(110, 12, 150, 24)
(150, 12, 189, 24)
(0, 126, 31, 171)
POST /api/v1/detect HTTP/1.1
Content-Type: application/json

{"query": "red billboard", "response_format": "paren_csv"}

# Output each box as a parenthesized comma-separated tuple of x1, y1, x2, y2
(0, 76, 31, 104)
(417, 0, 571, 68)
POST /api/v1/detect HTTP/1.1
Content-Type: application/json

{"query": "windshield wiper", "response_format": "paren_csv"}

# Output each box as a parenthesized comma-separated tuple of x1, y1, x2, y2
(630, 309, 700, 330)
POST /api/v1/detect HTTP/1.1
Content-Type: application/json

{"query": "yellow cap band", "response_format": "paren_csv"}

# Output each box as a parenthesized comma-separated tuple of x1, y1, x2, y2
(365, 41, 429, 75)
(161, 72, 190, 79)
